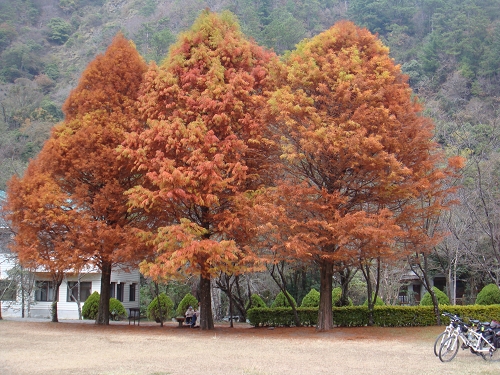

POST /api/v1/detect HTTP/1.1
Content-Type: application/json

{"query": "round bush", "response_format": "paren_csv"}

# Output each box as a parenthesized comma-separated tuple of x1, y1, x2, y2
(301, 289, 320, 307)
(332, 287, 353, 307)
(147, 293, 174, 322)
(363, 293, 385, 306)
(420, 286, 449, 306)
(82, 291, 100, 319)
(475, 283, 500, 305)
(81, 292, 127, 320)
(176, 293, 198, 317)
(247, 293, 268, 309)
(271, 291, 296, 308)
(109, 298, 127, 320)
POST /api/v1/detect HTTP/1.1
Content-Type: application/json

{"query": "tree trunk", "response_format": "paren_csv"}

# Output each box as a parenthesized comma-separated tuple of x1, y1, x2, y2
(155, 282, 164, 327)
(199, 274, 214, 330)
(408, 253, 441, 325)
(267, 262, 301, 327)
(51, 282, 61, 323)
(338, 266, 353, 307)
(228, 284, 234, 328)
(96, 260, 112, 325)
(317, 260, 334, 331)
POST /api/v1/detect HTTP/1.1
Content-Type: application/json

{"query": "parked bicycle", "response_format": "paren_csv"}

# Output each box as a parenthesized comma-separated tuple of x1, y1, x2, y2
(438, 317, 499, 362)
(433, 312, 463, 356)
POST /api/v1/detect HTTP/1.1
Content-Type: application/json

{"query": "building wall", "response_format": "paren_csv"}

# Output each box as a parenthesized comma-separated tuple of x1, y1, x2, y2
(1, 261, 140, 319)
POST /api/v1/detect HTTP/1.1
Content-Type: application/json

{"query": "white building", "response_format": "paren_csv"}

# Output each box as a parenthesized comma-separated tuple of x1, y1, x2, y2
(1, 260, 140, 319)
(0, 191, 140, 320)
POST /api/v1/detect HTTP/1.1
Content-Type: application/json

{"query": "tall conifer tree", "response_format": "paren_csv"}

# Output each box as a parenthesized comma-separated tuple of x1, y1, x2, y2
(259, 20, 462, 330)
(37, 33, 148, 325)
(121, 11, 277, 330)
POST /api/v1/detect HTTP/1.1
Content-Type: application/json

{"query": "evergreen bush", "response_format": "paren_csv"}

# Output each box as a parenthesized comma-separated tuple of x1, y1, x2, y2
(147, 293, 174, 322)
(420, 287, 450, 306)
(363, 293, 385, 306)
(301, 288, 320, 307)
(271, 291, 296, 308)
(475, 283, 500, 305)
(332, 287, 353, 307)
(109, 298, 127, 320)
(81, 292, 127, 320)
(176, 293, 198, 317)
(247, 293, 268, 309)
(82, 291, 100, 319)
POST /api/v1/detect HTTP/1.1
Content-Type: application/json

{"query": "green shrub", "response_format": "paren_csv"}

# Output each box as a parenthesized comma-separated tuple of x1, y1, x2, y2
(147, 293, 174, 322)
(271, 291, 296, 308)
(82, 291, 100, 319)
(109, 298, 127, 320)
(363, 293, 385, 306)
(176, 293, 198, 317)
(475, 284, 500, 305)
(332, 287, 353, 307)
(247, 305, 500, 328)
(301, 289, 320, 307)
(420, 287, 449, 306)
(247, 293, 268, 309)
(82, 292, 127, 320)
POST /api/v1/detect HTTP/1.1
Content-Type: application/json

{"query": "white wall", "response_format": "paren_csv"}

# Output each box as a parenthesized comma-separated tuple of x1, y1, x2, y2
(1, 262, 140, 320)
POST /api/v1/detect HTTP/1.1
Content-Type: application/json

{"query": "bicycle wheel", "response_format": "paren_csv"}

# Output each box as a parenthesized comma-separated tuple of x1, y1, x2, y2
(434, 331, 449, 356)
(439, 336, 460, 362)
(477, 336, 498, 361)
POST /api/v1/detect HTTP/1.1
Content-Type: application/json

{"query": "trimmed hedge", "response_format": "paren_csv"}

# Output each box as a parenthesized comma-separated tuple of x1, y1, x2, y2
(247, 305, 500, 327)
(247, 307, 318, 327)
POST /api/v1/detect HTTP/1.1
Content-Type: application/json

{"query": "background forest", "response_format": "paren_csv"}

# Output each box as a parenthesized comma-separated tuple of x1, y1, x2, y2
(1, 0, 500, 313)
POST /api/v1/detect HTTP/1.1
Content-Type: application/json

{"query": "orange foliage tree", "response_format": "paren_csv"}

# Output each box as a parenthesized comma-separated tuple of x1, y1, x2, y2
(258, 21, 463, 330)
(34, 33, 149, 325)
(5, 156, 86, 322)
(121, 11, 277, 330)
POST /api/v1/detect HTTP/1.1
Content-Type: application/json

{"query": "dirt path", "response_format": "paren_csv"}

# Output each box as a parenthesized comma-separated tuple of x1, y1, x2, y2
(0, 319, 499, 375)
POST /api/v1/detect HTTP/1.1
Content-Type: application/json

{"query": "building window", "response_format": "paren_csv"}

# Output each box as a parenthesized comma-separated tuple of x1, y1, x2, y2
(116, 283, 123, 302)
(129, 283, 136, 302)
(109, 282, 116, 299)
(0, 279, 16, 301)
(67, 281, 92, 302)
(35, 281, 57, 302)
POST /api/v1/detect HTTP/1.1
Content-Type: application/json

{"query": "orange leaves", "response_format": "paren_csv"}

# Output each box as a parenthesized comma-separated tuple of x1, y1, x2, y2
(139, 219, 242, 280)
(121, 12, 279, 281)
(252, 19, 463, 273)
(5, 32, 152, 279)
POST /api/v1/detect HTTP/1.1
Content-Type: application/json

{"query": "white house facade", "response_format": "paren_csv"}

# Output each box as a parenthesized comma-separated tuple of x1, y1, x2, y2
(0, 191, 140, 319)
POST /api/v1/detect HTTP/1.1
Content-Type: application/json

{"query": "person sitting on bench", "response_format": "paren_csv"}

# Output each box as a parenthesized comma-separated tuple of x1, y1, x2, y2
(185, 306, 194, 325)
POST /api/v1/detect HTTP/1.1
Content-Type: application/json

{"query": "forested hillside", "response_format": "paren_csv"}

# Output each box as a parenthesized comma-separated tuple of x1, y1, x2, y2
(1, 0, 500, 303)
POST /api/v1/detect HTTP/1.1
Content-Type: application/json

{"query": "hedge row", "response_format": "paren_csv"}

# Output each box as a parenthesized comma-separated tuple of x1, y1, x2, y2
(247, 305, 500, 327)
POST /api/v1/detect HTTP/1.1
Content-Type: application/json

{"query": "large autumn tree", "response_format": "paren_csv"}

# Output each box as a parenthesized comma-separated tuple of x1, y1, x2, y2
(121, 11, 277, 330)
(260, 20, 462, 330)
(36, 33, 149, 325)
(5, 155, 85, 322)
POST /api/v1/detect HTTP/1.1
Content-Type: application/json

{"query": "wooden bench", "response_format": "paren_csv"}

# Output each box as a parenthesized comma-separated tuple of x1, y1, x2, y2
(128, 308, 146, 325)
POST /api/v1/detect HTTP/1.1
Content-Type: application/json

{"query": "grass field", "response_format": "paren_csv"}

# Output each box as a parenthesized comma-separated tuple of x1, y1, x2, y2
(0, 319, 499, 375)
